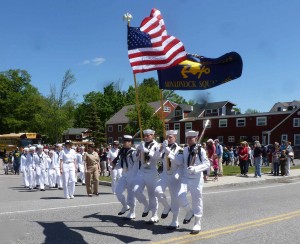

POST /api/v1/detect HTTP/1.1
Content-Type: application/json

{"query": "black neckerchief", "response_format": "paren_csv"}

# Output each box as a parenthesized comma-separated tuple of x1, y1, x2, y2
(188, 144, 196, 166)
(144, 140, 153, 148)
(120, 148, 129, 168)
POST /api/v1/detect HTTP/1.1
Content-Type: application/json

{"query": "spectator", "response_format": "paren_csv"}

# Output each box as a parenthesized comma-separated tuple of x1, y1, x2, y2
(272, 144, 280, 176)
(253, 141, 262, 178)
(280, 150, 287, 176)
(214, 139, 223, 176)
(285, 141, 294, 176)
(100, 148, 108, 177)
(222, 147, 231, 166)
(238, 141, 249, 177)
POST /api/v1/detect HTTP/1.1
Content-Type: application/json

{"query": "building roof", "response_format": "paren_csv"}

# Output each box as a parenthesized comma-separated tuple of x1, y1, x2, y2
(269, 100, 300, 112)
(106, 100, 176, 125)
(62, 128, 89, 135)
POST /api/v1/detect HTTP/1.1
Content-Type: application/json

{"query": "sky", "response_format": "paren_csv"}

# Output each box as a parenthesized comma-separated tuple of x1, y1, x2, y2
(1, 0, 300, 113)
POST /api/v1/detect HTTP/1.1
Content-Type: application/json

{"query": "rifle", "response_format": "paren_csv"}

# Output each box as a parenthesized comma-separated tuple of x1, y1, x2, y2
(189, 120, 210, 166)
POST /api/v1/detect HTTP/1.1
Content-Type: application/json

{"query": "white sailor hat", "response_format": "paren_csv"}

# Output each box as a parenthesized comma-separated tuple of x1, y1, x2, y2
(80, 146, 85, 149)
(207, 138, 214, 143)
(56, 143, 63, 147)
(29, 146, 35, 151)
(65, 140, 73, 145)
(24, 147, 29, 152)
(113, 140, 120, 145)
(123, 135, 133, 141)
(143, 129, 155, 135)
(166, 130, 178, 136)
(37, 145, 44, 149)
(185, 130, 199, 137)
(44, 148, 49, 152)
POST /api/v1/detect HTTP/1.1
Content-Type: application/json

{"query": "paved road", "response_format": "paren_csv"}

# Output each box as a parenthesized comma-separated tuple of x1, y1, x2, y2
(1, 160, 300, 244)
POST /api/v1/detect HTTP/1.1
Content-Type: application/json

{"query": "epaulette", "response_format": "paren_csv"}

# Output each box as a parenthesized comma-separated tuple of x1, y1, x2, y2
(178, 149, 184, 154)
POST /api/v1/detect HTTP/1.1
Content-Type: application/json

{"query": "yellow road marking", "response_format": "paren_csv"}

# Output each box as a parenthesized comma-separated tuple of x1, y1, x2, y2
(152, 210, 300, 244)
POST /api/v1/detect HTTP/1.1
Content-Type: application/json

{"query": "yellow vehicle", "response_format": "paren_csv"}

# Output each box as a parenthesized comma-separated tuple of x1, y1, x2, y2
(0, 133, 42, 152)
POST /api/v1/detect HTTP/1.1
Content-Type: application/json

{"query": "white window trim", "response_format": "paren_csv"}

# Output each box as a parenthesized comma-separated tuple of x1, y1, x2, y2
(219, 119, 228, 128)
(185, 122, 192, 131)
(165, 124, 169, 131)
(293, 118, 300, 127)
(281, 134, 288, 142)
(118, 137, 122, 143)
(236, 118, 246, 127)
(228, 136, 235, 142)
(164, 106, 171, 112)
(174, 123, 180, 130)
(118, 125, 122, 132)
(108, 125, 113, 132)
(294, 134, 300, 146)
(108, 137, 113, 144)
(256, 116, 267, 126)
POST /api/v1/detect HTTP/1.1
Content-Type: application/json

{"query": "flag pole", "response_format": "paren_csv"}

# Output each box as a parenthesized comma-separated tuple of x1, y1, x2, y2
(124, 13, 143, 141)
(159, 89, 166, 138)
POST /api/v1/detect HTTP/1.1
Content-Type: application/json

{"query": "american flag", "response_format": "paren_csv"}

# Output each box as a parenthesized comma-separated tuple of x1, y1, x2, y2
(127, 9, 186, 74)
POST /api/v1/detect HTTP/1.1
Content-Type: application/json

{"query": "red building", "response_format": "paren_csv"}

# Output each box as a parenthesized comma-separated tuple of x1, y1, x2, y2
(106, 100, 300, 149)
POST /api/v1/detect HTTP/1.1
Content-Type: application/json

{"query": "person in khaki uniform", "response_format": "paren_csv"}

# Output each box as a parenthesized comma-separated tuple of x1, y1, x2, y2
(83, 145, 100, 196)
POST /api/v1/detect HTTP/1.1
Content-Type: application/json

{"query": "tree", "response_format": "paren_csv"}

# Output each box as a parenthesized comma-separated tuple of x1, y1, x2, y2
(245, 109, 260, 114)
(125, 102, 163, 140)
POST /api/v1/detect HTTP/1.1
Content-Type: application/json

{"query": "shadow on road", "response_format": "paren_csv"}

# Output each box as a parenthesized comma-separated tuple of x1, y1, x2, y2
(37, 221, 88, 244)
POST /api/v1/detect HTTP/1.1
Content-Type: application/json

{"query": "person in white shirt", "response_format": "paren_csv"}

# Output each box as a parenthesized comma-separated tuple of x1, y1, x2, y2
(115, 135, 139, 220)
(60, 141, 77, 199)
(155, 130, 184, 230)
(53, 144, 63, 189)
(177, 131, 210, 234)
(76, 146, 86, 185)
(133, 129, 161, 224)
(21, 147, 29, 188)
(107, 141, 121, 194)
(25, 146, 37, 190)
(33, 145, 48, 191)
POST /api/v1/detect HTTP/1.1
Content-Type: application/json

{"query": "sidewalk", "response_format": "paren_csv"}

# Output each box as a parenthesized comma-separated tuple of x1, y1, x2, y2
(204, 158, 300, 189)
(99, 159, 300, 189)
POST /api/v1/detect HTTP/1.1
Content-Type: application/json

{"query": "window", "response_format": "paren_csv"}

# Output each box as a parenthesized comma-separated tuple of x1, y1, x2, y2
(212, 109, 218, 113)
(217, 136, 223, 144)
(294, 134, 300, 146)
(281, 134, 288, 142)
(240, 136, 247, 142)
(228, 136, 235, 143)
(76, 135, 81, 140)
(277, 107, 282, 112)
(256, 117, 267, 126)
(164, 106, 171, 112)
(118, 137, 122, 143)
(252, 136, 259, 141)
(108, 137, 113, 144)
(108, 125, 113, 132)
(65, 135, 69, 140)
(236, 118, 246, 127)
(294, 118, 300, 127)
(118, 125, 122, 132)
(165, 124, 169, 131)
(219, 119, 227, 128)
(203, 120, 211, 128)
(206, 109, 212, 114)
(185, 122, 192, 131)
(174, 123, 180, 130)
(175, 110, 182, 117)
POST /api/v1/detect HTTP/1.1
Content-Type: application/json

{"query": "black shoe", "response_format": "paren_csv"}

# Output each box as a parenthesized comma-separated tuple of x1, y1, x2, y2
(161, 209, 171, 219)
(58, 187, 63, 190)
(33, 187, 37, 189)
(118, 207, 130, 215)
(40, 189, 45, 191)
(183, 214, 194, 224)
(142, 211, 149, 217)
(166, 225, 179, 230)
(82, 183, 86, 186)
(190, 230, 200, 235)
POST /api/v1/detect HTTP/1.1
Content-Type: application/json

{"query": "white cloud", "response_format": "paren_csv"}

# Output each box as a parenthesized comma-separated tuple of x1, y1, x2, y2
(92, 57, 105, 66)
(79, 57, 105, 66)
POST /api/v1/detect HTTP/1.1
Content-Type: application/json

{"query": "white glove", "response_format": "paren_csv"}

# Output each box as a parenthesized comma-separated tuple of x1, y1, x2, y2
(174, 172, 179, 180)
(164, 146, 171, 155)
(142, 147, 149, 153)
(187, 166, 195, 174)
(162, 140, 168, 148)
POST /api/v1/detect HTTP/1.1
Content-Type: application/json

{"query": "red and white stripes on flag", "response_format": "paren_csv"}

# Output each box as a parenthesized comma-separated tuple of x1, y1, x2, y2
(127, 9, 186, 74)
